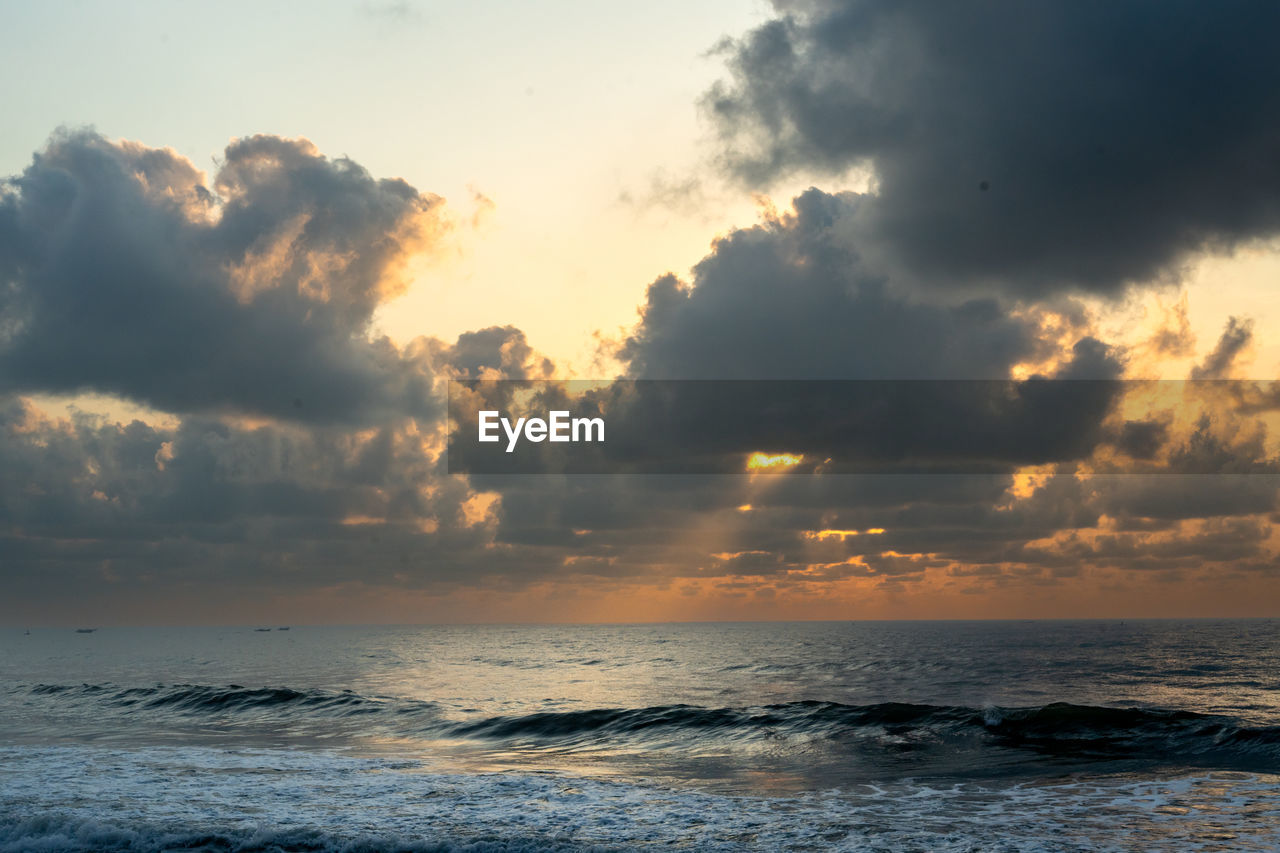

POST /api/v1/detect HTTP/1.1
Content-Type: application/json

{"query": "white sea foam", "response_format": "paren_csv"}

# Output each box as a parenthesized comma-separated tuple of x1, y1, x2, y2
(2, 745, 1278, 852)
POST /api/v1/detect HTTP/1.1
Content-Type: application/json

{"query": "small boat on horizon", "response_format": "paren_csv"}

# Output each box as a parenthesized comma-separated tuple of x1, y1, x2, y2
(75, 628, 96, 634)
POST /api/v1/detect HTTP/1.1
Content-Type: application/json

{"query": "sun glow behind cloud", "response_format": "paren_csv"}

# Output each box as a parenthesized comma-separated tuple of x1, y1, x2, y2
(746, 452, 803, 471)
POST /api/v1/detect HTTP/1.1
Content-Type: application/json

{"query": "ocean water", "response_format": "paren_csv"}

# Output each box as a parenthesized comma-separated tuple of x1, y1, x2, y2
(2, 620, 1278, 851)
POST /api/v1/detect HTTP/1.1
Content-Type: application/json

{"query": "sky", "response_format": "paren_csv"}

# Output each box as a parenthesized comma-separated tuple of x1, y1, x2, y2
(2, 0, 1280, 625)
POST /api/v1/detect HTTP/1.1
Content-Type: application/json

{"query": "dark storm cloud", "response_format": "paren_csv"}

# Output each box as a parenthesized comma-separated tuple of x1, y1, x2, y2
(1094, 474, 1280, 525)
(486, 474, 743, 548)
(0, 129, 647, 615)
(705, 0, 1280, 293)
(461, 187, 1118, 477)
(0, 130, 445, 424)
(4, 117, 1277, 617)
(454, 253, 1130, 478)
(620, 189, 1056, 379)
(450, 172, 1275, 590)
(1114, 420, 1169, 462)
(0, 390, 567, 605)
(452, 374, 1126, 476)
(1164, 414, 1278, 476)
(0, 315, 578, 612)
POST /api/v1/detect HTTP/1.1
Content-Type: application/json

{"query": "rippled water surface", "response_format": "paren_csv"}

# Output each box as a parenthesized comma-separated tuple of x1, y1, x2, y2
(3, 620, 1279, 850)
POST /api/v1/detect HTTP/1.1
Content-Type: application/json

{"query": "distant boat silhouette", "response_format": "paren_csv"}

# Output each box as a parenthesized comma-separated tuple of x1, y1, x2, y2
(276, 627, 290, 631)
(254, 628, 272, 632)
(75, 628, 96, 634)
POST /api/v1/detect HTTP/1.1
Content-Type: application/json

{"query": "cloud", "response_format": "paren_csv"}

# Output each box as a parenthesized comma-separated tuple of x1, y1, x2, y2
(534, 188, 1125, 475)
(1144, 295, 1196, 359)
(452, 185, 1276, 606)
(436, 325, 554, 380)
(0, 131, 611, 620)
(0, 149, 574, 615)
(438, 189, 1276, 611)
(616, 172, 710, 220)
(705, 0, 1280, 294)
(359, 1, 422, 25)
(1190, 316, 1254, 379)
(619, 189, 1070, 380)
(0, 130, 446, 424)
(1114, 419, 1168, 461)
(2, 124, 1278, 622)
(0, 384, 536, 613)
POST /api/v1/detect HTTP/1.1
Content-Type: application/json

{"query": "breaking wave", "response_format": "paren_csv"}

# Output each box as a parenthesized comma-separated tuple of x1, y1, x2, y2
(19, 683, 1280, 770)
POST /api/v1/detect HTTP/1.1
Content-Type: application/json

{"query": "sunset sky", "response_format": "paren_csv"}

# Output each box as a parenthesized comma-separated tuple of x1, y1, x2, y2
(3, 0, 1280, 624)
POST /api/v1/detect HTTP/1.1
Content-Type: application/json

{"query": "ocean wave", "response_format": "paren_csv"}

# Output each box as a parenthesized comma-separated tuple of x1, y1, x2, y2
(4, 749, 1280, 852)
(452, 699, 1280, 764)
(28, 682, 438, 719)
(18, 683, 1280, 768)
(0, 815, 614, 853)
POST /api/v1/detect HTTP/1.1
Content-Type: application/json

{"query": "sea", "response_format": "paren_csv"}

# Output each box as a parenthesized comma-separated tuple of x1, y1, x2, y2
(2, 620, 1278, 851)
